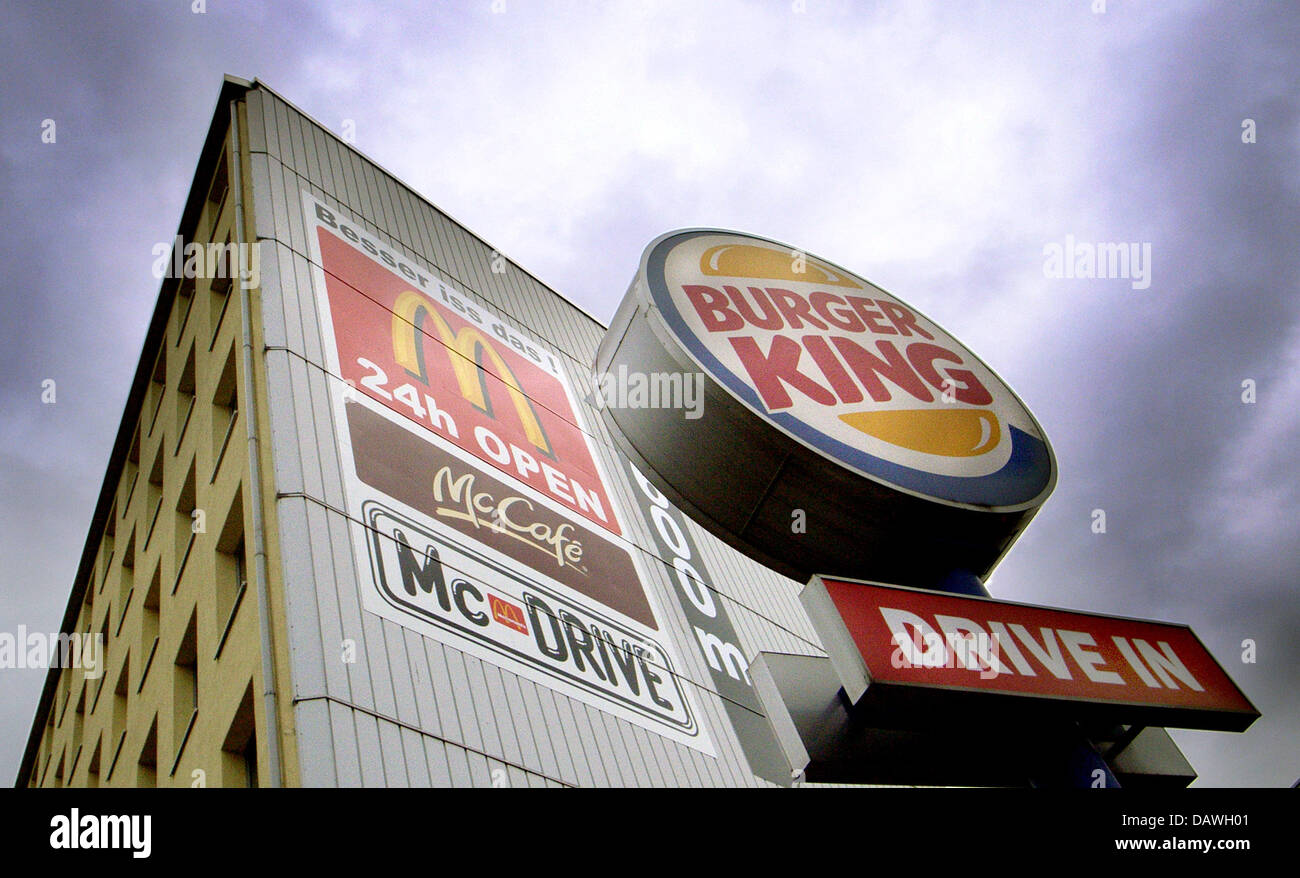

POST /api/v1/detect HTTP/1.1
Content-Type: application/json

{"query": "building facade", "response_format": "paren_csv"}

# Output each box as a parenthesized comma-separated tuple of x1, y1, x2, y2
(19, 77, 1213, 789)
(19, 79, 271, 787)
(18, 77, 826, 788)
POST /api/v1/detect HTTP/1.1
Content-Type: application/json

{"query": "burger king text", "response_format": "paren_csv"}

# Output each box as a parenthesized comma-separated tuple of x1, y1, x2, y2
(682, 283, 993, 413)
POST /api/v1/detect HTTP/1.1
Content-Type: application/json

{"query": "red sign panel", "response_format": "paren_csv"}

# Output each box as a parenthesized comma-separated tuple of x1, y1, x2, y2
(813, 576, 1258, 730)
(489, 594, 529, 636)
(317, 226, 620, 536)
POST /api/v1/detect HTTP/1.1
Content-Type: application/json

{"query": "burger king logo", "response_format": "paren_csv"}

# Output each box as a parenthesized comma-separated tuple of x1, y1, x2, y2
(642, 230, 1053, 509)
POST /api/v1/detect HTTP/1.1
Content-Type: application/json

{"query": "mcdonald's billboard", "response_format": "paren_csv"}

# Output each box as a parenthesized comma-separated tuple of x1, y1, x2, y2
(302, 192, 713, 753)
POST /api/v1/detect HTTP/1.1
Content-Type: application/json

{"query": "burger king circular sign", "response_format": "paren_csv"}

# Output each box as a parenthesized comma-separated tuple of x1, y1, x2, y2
(596, 229, 1056, 589)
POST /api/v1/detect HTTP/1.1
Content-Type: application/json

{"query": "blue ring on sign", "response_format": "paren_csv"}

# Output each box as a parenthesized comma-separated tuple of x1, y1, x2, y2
(644, 231, 1052, 508)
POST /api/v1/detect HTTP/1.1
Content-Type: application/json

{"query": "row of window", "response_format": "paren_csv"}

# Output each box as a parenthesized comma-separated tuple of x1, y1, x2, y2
(36, 141, 262, 787)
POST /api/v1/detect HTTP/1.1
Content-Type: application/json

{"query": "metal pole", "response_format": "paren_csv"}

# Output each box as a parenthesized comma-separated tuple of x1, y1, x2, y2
(229, 97, 283, 788)
(938, 569, 1121, 788)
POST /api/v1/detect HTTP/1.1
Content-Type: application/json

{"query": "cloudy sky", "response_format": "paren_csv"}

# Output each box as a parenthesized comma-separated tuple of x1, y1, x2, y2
(1, 0, 1296, 787)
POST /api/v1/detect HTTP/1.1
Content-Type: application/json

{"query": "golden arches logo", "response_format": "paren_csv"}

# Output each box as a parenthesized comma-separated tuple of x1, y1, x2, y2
(391, 290, 553, 456)
(699, 243, 862, 289)
(489, 594, 529, 634)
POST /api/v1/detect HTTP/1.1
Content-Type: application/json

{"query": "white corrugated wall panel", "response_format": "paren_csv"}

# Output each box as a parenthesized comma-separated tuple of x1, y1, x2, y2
(248, 86, 815, 787)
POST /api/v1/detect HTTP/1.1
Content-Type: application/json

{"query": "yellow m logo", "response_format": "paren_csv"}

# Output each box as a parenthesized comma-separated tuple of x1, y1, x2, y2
(392, 291, 553, 456)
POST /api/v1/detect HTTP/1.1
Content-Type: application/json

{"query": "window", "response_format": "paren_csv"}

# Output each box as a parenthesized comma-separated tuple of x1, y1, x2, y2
(144, 446, 165, 549)
(136, 717, 157, 787)
(38, 718, 52, 787)
(243, 736, 258, 789)
(98, 514, 115, 597)
(206, 151, 229, 233)
(69, 687, 85, 775)
(58, 667, 71, 723)
(175, 277, 196, 344)
(107, 655, 130, 782)
(215, 489, 247, 653)
(92, 610, 110, 712)
(210, 235, 235, 297)
(146, 351, 167, 436)
(221, 683, 257, 787)
(234, 543, 245, 616)
(112, 656, 130, 730)
(139, 566, 160, 690)
(121, 427, 140, 512)
(86, 737, 101, 788)
(174, 345, 197, 453)
(211, 343, 239, 479)
(209, 234, 235, 344)
(117, 527, 135, 634)
(171, 611, 199, 772)
(173, 460, 198, 593)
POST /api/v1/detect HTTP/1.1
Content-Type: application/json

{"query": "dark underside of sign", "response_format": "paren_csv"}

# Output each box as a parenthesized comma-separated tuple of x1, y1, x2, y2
(851, 676, 1258, 735)
(751, 652, 1200, 788)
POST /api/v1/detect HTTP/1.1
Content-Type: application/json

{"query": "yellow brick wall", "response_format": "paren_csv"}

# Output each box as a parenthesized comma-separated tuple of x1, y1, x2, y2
(28, 109, 294, 788)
